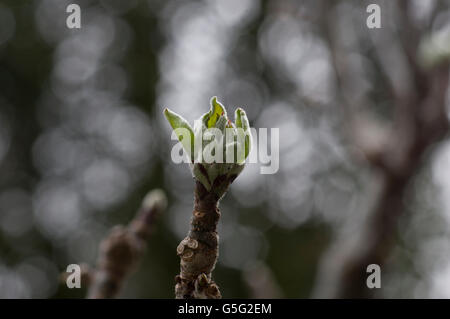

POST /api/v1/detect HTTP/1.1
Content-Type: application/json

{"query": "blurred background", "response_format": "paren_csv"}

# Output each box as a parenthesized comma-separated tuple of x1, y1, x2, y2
(0, 0, 450, 298)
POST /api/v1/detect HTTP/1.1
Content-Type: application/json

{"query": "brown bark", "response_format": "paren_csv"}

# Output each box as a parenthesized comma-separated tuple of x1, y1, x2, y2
(175, 180, 222, 299)
(174, 170, 239, 299)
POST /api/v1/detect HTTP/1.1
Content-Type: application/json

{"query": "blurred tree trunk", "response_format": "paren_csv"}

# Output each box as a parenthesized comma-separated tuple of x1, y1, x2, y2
(314, 0, 450, 298)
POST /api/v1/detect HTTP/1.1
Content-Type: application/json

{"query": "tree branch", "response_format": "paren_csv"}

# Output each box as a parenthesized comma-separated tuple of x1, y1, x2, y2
(314, 0, 450, 298)
(174, 180, 226, 299)
(86, 189, 167, 299)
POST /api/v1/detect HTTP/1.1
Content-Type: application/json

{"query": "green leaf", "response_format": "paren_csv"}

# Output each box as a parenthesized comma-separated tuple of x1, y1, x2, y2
(235, 108, 243, 129)
(164, 108, 195, 159)
(235, 108, 252, 160)
(207, 96, 226, 128)
(215, 116, 228, 133)
(192, 163, 211, 190)
(206, 163, 221, 187)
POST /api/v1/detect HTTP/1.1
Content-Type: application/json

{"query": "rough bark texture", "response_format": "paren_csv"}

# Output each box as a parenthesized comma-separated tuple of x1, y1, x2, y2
(175, 181, 221, 299)
(86, 189, 166, 299)
(175, 175, 237, 299)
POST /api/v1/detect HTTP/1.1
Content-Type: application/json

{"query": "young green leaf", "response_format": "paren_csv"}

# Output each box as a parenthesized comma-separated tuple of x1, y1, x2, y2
(207, 97, 226, 128)
(192, 163, 211, 190)
(235, 108, 252, 160)
(164, 108, 195, 159)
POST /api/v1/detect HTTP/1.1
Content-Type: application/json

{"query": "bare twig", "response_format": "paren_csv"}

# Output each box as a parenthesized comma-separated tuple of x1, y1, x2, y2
(86, 189, 167, 299)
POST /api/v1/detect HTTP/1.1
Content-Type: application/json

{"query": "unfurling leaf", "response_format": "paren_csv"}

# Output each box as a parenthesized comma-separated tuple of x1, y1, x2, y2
(207, 96, 227, 128)
(235, 108, 252, 161)
(164, 108, 194, 159)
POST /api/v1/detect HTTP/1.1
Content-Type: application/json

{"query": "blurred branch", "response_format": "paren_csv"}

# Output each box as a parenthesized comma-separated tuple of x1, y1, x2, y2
(315, 1, 450, 298)
(86, 189, 167, 299)
(320, 1, 390, 166)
